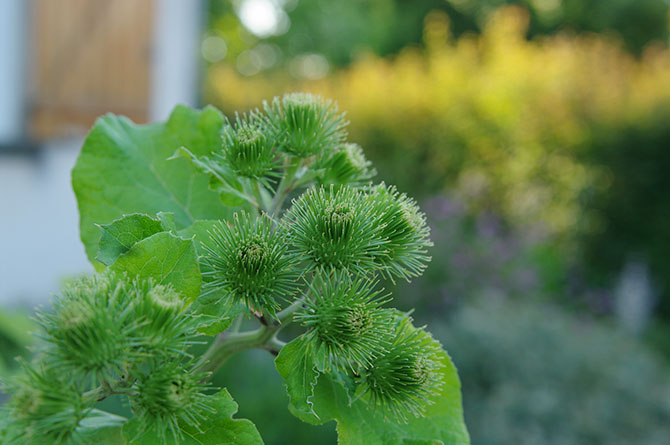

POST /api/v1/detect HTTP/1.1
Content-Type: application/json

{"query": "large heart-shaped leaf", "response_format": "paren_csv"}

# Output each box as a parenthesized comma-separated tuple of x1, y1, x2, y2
(72, 105, 235, 270)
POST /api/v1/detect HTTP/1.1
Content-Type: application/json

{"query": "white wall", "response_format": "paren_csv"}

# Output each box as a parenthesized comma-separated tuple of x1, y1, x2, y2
(0, 140, 93, 307)
(149, 0, 204, 121)
(0, 0, 27, 143)
(0, 1, 205, 307)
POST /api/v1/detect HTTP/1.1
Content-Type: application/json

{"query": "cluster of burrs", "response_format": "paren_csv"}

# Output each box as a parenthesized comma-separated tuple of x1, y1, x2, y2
(4, 93, 447, 444)
(201, 93, 444, 421)
(4, 273, 211, 444)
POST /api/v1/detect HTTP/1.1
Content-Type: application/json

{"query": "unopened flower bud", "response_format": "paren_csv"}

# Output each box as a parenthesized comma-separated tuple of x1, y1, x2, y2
(368, 183, 432, 281)
(221, 113, 278, 178)
(296, 270, 392, 371)
(356, 315, 443, 421)
(203, 211, 299, 317)
(263, 93, 348, 158)
(284, 185, 385, 274)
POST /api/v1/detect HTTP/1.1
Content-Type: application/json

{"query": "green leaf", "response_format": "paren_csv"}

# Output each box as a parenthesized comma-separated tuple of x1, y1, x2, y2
(97, 214, 165, 266)
(177, 220, 218, 257)
(318, 352, 468, 444)
(78, 427, 126, 445)
(72, 105, 235, 270)
(191, 293, 247, 336)
(123, 388, 263, 444)
(277, 335, 470, 445)
(76, 410, 127, 444)
(275, 336, 320, 424)
(172, 147, 248, 208)
(96, 213, 239, 333)
(157, 212, 178, 232)
(179, 388, 263, 444)
(110, 232, 201, 303)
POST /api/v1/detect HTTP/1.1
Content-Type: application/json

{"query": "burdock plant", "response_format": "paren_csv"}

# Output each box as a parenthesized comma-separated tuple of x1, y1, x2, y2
(0, 93, 469, 444)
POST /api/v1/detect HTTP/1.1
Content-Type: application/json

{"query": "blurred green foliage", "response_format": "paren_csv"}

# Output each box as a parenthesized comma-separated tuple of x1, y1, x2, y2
(206, 6, 670, 324)
(206, 0, 668, 76)
(393, 195, 572, 315)
(445, 0, 669, 53)
(581, 114, 670, 319)
(192, 299, 670, 444)
(0, 308, 32, 376)
(439, 300, 670, 445)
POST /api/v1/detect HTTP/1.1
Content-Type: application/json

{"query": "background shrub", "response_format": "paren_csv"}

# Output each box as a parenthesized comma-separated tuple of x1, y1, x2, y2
(205, 6, 670, 323)
(439, 300, 670, 445)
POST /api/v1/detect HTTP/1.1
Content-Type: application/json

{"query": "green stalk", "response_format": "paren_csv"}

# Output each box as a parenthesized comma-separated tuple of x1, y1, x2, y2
(193, 156, 310, 377)
(270, 160, 300, 215)
(193, 298, 304, 376)
(251, 179, 267, 213)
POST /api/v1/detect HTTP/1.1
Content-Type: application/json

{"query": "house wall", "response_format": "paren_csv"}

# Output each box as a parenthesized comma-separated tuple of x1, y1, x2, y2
(0, 139, 91, 306)
(0, 0, 205, 307)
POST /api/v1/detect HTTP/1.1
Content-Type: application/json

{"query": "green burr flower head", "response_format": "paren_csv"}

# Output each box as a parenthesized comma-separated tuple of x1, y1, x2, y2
(133, 280, 197, 357)
(7, 362, 86, 445)
(315, 143, 376, 185)
(203, 211, 299, 317)
(284, 185, 385, 274)
(147, 284, 182, 313)
(356, 315, 444, 421)
(132, 362, 213, 442)
(263, 92, 348, 157)
(295, 270, 392, 370)
(39, 272, 139, 382)
(368, 183, 433, 281)
(220, 112, 277, 178)
(38, 272, 198, 381)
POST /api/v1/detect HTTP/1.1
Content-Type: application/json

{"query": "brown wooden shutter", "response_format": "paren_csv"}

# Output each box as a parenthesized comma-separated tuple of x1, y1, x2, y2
(30, 0, 153, 139)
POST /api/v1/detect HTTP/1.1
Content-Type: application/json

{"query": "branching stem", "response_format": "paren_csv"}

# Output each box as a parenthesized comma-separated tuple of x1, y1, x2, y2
(193, 296, 305, 376)
(82, 379, 136, 404)
(251, 179, 267, 214)
(270, 160, 299, 215)
(193, 157, 310, 377)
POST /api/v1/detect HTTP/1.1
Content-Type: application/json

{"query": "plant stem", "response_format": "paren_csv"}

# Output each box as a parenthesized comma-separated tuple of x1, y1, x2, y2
(82, 381, 135, 404)
(266, 336, 287, 356)
(270, 160, 299, 215)
(83, 386, 108, 404)
(251, 179, 266, 213)
(276, 296, 306, 323)
(194, 328, 274, 375)
(193, 298, 305, 376)
(230, 313, 244, 333)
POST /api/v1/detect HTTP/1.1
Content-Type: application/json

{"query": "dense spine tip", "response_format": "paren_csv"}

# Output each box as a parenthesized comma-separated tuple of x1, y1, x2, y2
(295, 270, 393, 371)
(202, 211, 300, 317)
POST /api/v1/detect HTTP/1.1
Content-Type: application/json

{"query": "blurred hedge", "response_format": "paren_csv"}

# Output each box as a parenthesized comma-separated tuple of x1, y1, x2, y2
(208, 0, 668, 72)
(393, 194, 570, 315)
(205, 6, 670, 318)
(0, 307, 33, 405)
(439, 300, 670, 445)
(198, 301, 670, 444)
